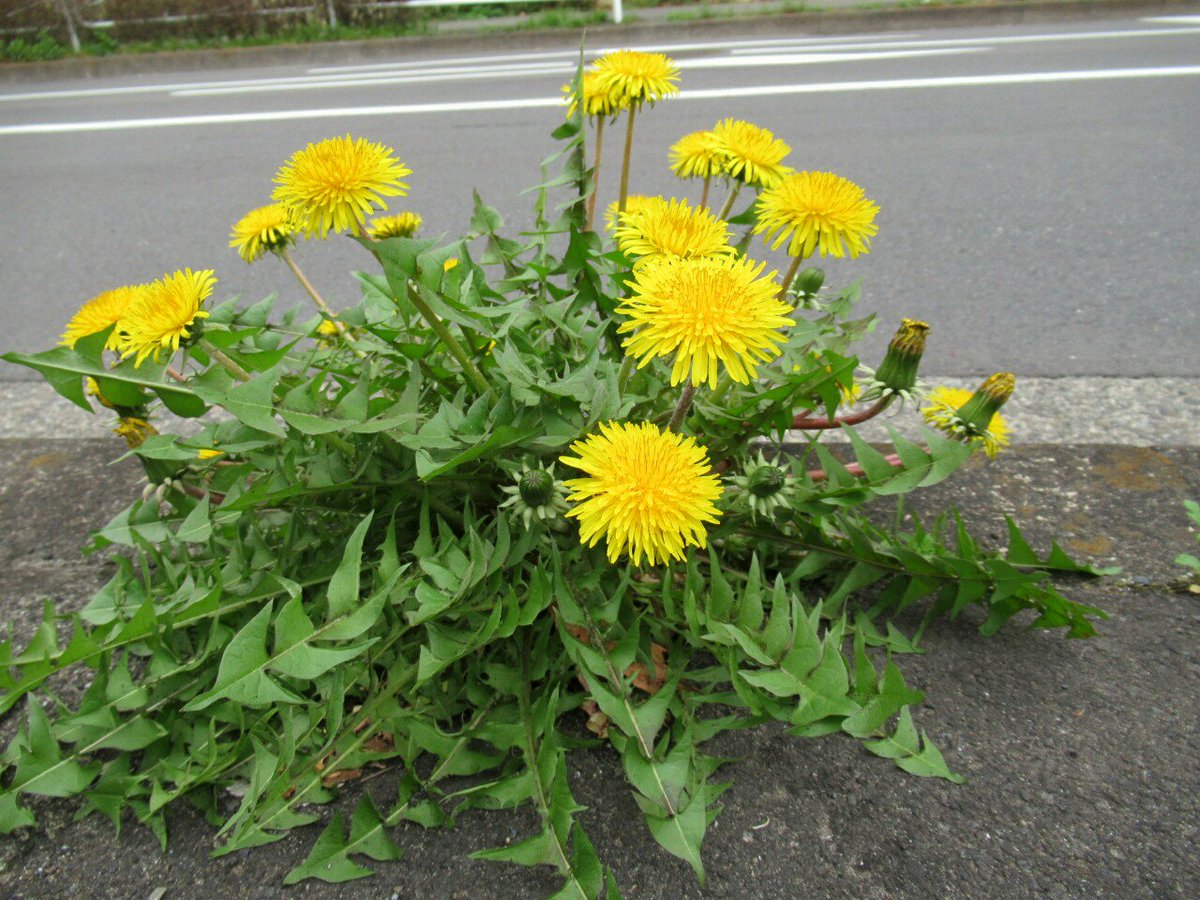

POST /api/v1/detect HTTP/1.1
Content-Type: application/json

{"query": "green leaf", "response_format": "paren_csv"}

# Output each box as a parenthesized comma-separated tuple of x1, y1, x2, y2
(641, 781, 708, 884)
(182, 603, 303, 711)
(327, 514, 373, 619)
(865, 708, 966, 783)
(284, 797, 402, 885)
(175, 494, 212, 543)
(0, 793, 36, 834)
(269, 595, 376, 681)
(10, 697, 99, 797)
(193, 369, 284, 437)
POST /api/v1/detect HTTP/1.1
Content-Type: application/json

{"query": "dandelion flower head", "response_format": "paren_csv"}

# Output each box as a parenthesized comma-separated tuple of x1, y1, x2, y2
(369, 211, 423, 240)
(605, 194, 655, 232)
(60, 285, 145, 350)
(922, 385, 1010, 458)
(559, 421, 723, 566)
(229, 204, 295, 263)
(669, 130, 728, 180)
(273, 135, 411, 238)
(618, 255, 795, 389)
(116, 268, 215, 367)
(614, 196, 734, 266)
(114, 416, 158, 449)
(755, 171, 879, 259)
(591, 50, 680, 111)
(564, 70, 621, 119)
(711, 119, 793, 189)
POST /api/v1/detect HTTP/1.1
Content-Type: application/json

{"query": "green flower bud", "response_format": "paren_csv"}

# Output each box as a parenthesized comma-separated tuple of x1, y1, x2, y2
(873, 318, 929, 394)
(793, 267, 825, 297)
(747, 464, 786, 498)
(518, 469, 555, 508)
(954, 373, 1015, 436)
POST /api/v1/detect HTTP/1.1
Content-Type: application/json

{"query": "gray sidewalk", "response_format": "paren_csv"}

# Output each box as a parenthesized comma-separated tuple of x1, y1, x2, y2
(1, 438, 1197, 897)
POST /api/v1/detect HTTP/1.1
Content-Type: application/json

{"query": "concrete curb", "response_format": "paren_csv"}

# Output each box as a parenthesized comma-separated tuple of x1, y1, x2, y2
(2, 0, 1198, 83)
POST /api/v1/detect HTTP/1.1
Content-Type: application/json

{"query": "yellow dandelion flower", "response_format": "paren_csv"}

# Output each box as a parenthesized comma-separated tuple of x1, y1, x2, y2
(755, 171, 880, 260)
(591, 50, 680, 111)
(564, 70, 620, 119)
(559, 421, 723, 566)
(618, 255, 795, 389)
(273, 135, 411, 238)
(604, 194, 655, 232)
(316, 319, 341, 338)
(116, 268, 215, 367)
(197, 448, 224, 460)
(443, 257, 459, 272)
(614, 196, 734, 266)
(113, 416, 157, 449)
(60, 285, 145, 350)
(922, 385, 1011, 459)
(369, 211, 423, 240)
(229, 204, 294, 263)
(669, 129, 729, 180)
(710, 119, 793, 189)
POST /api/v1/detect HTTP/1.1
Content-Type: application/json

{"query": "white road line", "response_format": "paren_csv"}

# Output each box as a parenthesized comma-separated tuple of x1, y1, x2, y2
(0, 33, 926, 104)
(174, 48, 985, 98)
(3, 66, 1198, 136)
(4, 23, 1195, 104)
(304, 34, 924, 74)
(1143, 15, 1200, 24)
(730, 25, 1200, 55)
(0, 59, 574, 103)
(172, 62, 577, 96)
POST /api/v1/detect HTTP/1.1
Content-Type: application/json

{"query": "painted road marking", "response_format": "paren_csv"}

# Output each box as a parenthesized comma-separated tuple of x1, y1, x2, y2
(729, 25, 1200, 55)
(3, 23, 1197, 104)
(172, 48, 986, 97)
(2, 65, 1198, 136)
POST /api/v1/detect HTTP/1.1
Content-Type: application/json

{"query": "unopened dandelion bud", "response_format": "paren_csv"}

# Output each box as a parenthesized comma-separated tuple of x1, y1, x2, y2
(793, 267, 825, 298)
(955, 373, 1015, 436)
(142, 482, 157, 502)
(518, 469, 555, 508)
(873, 318, 929, 394)
(747, 464, 786, 498)
(154, 483, 168, 503)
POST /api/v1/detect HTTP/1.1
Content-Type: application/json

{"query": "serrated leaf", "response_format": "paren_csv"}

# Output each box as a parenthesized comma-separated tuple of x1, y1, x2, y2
(10, 697, 98, 797)
(0, 793, 36, 833)
(327, 514, 373, 619)
(284, 797, 402, 885)
(182, 603, 303, 711)
(176, 495, 212, 543)
(642, 782, 707, 884)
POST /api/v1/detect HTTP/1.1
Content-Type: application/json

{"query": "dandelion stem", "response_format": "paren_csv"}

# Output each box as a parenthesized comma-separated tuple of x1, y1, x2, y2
(199, 339, 251, 382)
(585, 116, 605, 232)
(165, 366, 187, 384)
(791, 396, 892, 430)
(667, 383, 697, 433)
(778, 254, 805, 302)
(279, 247, 365, 357)
(717, 181, 742, 221)
(280, 247, 336, 318)
(700, 175, 711, 211)
(405, 284, 493, 398)
(617, 106, 638, 215)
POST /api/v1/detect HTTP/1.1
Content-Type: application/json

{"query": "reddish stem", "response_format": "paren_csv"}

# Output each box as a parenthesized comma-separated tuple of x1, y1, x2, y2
(807, 453, 903, 482)
(791, 397, 891, 430)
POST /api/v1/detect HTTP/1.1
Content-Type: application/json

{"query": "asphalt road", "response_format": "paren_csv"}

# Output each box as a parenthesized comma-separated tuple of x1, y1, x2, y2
(1, 12, 1198, 380)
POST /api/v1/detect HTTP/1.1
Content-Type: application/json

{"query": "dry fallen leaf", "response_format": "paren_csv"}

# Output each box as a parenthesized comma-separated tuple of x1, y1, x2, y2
(321, 768, 363, 788)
